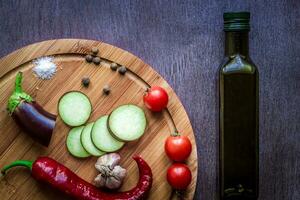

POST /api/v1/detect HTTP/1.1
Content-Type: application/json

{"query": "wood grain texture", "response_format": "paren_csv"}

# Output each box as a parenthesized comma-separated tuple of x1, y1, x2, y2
(0, 39, 197, 199)
(0, 0, 299, 200)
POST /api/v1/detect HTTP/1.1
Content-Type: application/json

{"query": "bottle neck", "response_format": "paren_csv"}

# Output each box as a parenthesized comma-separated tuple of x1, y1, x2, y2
(225, 31, 249, 57)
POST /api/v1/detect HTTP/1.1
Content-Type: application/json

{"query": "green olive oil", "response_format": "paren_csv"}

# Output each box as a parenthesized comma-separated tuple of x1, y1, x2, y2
(219, 12, 259, 200)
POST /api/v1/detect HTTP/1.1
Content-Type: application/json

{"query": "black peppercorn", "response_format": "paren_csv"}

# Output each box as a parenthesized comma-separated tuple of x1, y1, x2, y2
(103, 85, 111, 95)
(118, 66, 127, 75)
(82, 77, 90, 87)
(85, 55, 93, 63)
(110, 63, 118, 71)
(93, 57, 101, 65)
(91, 47, 99, 55)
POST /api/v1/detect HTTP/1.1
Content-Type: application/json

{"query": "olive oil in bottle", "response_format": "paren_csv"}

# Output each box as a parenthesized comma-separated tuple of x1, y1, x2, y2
(219, 12, 259, 200)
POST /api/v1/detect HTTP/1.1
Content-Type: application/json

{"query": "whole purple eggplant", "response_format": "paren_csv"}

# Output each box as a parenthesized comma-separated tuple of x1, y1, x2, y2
(7, 72, 56, 146)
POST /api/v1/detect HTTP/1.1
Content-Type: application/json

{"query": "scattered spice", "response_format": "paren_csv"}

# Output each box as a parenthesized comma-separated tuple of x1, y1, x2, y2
(85, 55, 93, 63)
(103, 85, 111, 95)
(32, 56, 57, 80)
(93, 57, 101, 65)
(118, 66, 127, 75)
(91, 47, 99, 55)
(82, 76, 90, 87)
(110, 63, 118, 71)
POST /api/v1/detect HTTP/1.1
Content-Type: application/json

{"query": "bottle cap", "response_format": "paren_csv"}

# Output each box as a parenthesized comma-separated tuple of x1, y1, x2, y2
(224, 12, 250, 31)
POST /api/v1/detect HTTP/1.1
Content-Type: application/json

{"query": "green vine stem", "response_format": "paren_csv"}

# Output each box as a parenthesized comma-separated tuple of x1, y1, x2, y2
(169, 189, 185, 200)
(171, 131, 180, 137)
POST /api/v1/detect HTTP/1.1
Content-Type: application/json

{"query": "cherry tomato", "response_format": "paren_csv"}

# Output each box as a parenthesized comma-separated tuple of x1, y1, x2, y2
(143, 86, 168, 112)
(165, 134, 192, 162)
(167, 163, 192, 190)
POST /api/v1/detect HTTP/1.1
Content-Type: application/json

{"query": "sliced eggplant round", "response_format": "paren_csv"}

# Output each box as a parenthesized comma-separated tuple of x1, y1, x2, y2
(81, 122, 106, 156)
(108, 104, 147, 141)
(66, 126, 91, 158)
(92, 115, 124, 152)
(58, 91, 92, 127)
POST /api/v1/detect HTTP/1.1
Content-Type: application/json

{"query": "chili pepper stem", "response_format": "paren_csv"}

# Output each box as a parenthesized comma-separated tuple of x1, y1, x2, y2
(1, 160, 33, 175)
(7, 72, 33, 114)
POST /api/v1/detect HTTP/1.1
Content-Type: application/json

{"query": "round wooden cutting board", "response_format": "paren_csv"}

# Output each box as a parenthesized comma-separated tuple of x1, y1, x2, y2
(0, 39, 197, 200)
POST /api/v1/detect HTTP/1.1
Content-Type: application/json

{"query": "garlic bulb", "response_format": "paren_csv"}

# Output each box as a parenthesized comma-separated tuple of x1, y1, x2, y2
(94, 153, 127, 189)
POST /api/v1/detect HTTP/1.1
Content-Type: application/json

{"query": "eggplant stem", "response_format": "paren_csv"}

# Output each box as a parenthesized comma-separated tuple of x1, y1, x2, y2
(14, 72, 23, 93)
(7, 72, 33, 114)
(1, 160, 33, 175)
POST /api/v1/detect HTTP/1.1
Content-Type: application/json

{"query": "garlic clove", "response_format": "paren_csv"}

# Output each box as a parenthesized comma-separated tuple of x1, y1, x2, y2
(106, 176, 122, 189)
(95, 158, 108, 172)
(95, 153, 121, 172)
(112, 165, 127, 180)
(106, 153, 121, 169)
(94, 174, 106, 188)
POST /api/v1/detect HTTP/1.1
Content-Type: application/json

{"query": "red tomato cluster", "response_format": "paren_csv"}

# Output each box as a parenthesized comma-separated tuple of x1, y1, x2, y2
(143, 86, 192, 191)
(165, 133, 192, 190)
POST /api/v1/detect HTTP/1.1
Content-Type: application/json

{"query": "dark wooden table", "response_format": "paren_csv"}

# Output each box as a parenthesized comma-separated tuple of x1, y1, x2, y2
(0, 0, 299, 199)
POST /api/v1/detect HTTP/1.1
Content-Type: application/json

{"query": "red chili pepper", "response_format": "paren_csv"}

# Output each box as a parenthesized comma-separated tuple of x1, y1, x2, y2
(1, 156, 152, 200)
